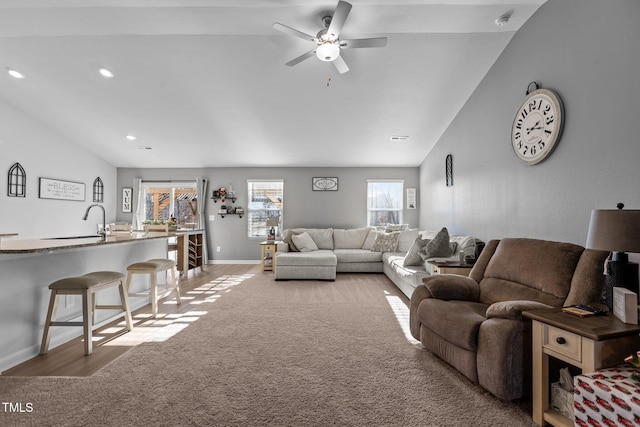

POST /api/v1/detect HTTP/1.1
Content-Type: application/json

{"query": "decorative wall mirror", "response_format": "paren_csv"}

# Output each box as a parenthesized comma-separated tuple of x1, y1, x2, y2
(93, 177, 104, 203)
(8, 162, 26, 197)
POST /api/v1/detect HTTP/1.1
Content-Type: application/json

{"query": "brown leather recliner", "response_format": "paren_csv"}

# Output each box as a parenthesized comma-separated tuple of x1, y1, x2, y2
(409, 238, 608, 401)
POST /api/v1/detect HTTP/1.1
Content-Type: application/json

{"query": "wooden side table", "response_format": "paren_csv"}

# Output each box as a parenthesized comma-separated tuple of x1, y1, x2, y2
(426, 261, 473, 276)
(260, 241, 279, 272)
(523, 308, 640, 427)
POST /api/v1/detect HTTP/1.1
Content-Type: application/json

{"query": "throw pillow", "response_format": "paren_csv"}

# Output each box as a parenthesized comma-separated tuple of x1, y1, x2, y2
(420, 227, 452, 260)
(403, 238, 429, 266)
(361, 228, 377, 250)
(371, 232, 400, 252)
(291, 232, 319, 252)
(385, 224, 409, 232)
(397, 228, 419, 253)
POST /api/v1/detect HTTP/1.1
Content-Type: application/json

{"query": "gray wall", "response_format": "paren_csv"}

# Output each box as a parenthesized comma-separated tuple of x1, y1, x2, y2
(117, 167, 419, 261)
(419, 0, 640, 247)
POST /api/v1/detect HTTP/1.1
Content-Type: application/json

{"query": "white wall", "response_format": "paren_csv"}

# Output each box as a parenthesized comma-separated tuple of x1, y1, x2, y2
(419, 0, 640, 247)
(0, 99, 117, 238)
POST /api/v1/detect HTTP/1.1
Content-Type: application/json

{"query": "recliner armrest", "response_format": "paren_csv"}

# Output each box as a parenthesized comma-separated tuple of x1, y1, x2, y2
(422, 274, 480, 301)
(486, 300, 553, 320)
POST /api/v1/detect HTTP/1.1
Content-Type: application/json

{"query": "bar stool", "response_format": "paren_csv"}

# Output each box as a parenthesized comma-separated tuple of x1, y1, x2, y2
(125, 258, 181, 318)
(40, 271, 133, 356)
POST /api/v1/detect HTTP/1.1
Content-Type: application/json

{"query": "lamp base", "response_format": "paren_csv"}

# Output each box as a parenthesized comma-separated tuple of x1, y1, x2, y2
(602, 260, 639, 309)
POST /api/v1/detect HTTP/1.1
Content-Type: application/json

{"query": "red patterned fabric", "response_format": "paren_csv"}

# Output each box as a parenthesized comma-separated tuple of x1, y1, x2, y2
(574, 365, 640, 427)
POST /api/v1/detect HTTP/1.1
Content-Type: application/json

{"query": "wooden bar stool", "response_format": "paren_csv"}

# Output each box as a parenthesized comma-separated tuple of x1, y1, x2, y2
(125, 258, 181, 318)
(40, 271, 133, 356)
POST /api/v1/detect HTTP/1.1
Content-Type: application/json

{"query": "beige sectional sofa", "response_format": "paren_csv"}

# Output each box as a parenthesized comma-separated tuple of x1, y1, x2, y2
(275, 226, 483, 299)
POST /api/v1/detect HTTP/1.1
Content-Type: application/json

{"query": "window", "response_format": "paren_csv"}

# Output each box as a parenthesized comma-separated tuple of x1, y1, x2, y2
(367, 180, 404, 227)
(140, 181, 198, 225)
(247, 180, 283, 238)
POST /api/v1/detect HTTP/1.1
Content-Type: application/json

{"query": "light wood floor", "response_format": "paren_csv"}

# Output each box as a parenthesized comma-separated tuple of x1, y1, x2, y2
(2, 264, 259, 377)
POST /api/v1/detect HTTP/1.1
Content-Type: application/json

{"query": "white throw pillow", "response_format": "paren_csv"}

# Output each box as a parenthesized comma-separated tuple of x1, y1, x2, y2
(361, 228, 377, 250)
(397, 228, 419, 253)
(291, 232, 319, 252)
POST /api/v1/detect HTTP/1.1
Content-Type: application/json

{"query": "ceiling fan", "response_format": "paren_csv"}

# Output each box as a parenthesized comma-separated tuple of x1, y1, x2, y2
(272, 0, 387, 74)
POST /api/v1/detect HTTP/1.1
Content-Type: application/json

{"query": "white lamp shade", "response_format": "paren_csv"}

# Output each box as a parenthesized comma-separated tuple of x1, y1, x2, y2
(586, 209, 640, 253)
(316, 43, 340, 62)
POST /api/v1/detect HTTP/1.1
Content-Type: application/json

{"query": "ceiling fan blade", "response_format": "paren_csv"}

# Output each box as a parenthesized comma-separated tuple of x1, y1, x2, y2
(285, 49, 316, 67)
(273, 22, 318, 43)
(327, 0, 352, 39)
(340, 37, 388, 49)
(332, 55, 349, 74)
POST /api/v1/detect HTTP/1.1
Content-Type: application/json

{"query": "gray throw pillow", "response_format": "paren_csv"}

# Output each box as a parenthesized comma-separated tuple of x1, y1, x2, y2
(403, 238, 430, 266)
(420, 227, 451, 260)
(291, 232, 319, 252)
(371, 232, 400, 252)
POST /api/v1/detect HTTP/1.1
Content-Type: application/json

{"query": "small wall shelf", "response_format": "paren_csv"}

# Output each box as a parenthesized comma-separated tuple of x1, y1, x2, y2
(211, 196, 236, 203)
(218, 212, 243, 219)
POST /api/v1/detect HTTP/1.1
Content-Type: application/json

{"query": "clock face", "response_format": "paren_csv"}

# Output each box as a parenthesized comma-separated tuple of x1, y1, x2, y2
(511, 88, 564, 165)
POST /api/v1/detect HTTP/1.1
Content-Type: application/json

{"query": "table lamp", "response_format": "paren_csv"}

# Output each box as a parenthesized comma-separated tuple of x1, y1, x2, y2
(586, 203, 640, 308)
(266, 216, 279, 241)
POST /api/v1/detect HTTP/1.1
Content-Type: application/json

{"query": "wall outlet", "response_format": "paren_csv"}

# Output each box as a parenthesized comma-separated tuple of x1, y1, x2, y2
(209, 215, 215, 221)
(217, 246, 221, 252)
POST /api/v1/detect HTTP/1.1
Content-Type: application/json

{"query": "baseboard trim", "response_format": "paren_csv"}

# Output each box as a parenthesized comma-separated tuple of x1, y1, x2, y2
(207, 260, 260, 265)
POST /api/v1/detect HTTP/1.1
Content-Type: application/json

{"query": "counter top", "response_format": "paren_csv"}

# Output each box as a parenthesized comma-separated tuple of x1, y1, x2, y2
(0, 231, 183, 254)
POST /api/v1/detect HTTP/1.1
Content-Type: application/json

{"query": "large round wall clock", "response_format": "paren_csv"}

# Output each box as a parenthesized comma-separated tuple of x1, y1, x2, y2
(511, 85, 564, 165)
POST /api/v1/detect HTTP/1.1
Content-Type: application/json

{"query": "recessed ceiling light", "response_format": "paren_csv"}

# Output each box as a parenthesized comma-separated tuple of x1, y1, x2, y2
(7, 68, 25, 79)
(125, 134, 137, 141)
(389, 135, 409, 141)
(99, 68, 114, 78)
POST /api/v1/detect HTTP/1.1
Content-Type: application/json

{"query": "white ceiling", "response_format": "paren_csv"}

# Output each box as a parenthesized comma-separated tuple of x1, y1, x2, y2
(0, 0, 546, 168)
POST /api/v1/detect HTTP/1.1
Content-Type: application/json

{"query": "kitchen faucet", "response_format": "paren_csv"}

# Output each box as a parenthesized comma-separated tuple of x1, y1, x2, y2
(82, 204, 106, 240)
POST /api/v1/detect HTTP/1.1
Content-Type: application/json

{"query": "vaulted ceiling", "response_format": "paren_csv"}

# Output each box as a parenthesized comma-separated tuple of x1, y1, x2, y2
(0, 0, 546, 168)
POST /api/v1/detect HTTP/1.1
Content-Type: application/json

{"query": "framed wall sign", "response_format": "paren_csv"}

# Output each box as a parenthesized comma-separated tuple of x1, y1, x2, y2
(122, 187, 133, 213)
(39, 177, 85, 201)
(406, 188, 416, 209)
(312, 177, 338, 191)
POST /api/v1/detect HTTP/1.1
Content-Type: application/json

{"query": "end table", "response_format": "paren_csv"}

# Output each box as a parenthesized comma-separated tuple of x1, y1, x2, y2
(523, 308, 640, 426)
(426, 260, 473, 276)
(260, 241, 280, 272)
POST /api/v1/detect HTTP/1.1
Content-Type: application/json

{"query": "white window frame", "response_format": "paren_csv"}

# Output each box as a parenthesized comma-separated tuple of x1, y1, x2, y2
(247, 179, 284, 239)
(367, 179, 404, 227)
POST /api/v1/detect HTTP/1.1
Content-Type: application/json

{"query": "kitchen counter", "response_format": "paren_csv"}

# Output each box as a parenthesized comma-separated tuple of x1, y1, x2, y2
(0, 231, 183, 372)
(0, 231, 182, 254)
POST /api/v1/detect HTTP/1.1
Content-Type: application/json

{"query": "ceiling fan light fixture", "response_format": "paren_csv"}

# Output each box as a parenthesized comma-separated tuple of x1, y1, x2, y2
(316, 42, 340, 62)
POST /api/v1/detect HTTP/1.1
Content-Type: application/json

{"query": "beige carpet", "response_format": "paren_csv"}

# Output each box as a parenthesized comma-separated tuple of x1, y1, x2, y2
(0, 270, 534, 426)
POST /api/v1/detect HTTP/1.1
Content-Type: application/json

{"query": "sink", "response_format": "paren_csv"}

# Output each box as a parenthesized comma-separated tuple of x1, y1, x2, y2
(44, 235, 102, 240)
